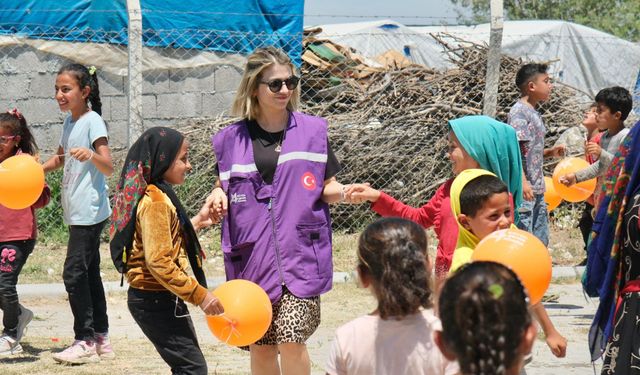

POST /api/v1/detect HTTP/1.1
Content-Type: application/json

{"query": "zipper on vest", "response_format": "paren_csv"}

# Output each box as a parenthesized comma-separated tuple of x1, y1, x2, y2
(268, 197, 285, 285)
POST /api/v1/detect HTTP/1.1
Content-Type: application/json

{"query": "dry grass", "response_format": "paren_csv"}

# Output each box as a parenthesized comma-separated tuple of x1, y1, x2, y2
(2, 283, 375, 375)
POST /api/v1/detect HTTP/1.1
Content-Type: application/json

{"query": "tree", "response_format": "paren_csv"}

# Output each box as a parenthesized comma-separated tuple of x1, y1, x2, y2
(451, 0, 640, 41)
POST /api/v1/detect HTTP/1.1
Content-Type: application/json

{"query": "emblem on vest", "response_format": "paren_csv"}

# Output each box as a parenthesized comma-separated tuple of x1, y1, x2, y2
(301, 171, 317, 190)
(230, 193, 247, 204)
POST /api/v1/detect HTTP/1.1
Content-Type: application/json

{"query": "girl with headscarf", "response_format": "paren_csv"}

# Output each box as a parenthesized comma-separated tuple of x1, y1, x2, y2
(584, 120, 640, 374)
(346, 115, 523, 279)
(110, 127, 223, 375)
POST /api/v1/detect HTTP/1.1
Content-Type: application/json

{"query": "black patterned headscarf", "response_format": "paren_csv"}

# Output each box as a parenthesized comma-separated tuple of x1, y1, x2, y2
(109, 127, 206, 287)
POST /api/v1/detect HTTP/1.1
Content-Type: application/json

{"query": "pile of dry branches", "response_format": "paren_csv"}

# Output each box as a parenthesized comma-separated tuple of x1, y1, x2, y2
(177, 33, 587, 231)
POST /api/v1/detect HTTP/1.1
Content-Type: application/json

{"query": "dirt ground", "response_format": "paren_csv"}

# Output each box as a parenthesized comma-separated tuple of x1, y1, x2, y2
(0, 281, 601, 375)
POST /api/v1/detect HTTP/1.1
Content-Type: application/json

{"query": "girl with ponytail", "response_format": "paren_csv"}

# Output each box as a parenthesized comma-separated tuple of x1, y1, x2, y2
(436, 261, 537, 375)
(43, 63, 114, 364)
(326, 217, 458, 375)
(0, 109, 50, 356)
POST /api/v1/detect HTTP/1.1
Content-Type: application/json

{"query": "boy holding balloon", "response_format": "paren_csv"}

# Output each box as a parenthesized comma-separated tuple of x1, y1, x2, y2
(0, 110, 50, 356)
(449, 169, 567, 359)
(559, 87, 632, 209)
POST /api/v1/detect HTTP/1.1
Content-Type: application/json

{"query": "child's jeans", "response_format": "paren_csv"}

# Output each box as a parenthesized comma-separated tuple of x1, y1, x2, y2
(0, 239, 35, 338)
(63, 220, 109, 342)
(128, 288, 207, 375)
(517, 193, 550, 247)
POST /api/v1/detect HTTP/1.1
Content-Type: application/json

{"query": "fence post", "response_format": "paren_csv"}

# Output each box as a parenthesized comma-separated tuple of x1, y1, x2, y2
(127, 0, 143, 146)
(483, 0, 504, 117)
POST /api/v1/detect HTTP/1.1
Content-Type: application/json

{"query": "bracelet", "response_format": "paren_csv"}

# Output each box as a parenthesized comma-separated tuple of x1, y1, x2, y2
(340, 185, 347, 202)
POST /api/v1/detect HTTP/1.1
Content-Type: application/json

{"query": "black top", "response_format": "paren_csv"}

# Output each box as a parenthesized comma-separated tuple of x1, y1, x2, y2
(215, 120, 341, 185)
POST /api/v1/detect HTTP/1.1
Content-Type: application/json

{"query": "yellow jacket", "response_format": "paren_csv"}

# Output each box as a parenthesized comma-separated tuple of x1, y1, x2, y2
(126, 185, 208, 306)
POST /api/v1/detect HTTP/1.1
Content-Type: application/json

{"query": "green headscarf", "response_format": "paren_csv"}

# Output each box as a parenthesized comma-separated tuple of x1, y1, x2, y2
(449, 115, 523, 223)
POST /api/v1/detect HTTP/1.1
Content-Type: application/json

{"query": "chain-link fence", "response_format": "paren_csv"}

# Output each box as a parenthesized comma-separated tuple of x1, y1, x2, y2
(1, 10, 639, 241)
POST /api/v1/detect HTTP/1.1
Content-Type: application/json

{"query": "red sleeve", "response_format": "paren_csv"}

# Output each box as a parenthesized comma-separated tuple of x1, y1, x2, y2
(32, 184, 51, 209)
(370, 181, 450, 229)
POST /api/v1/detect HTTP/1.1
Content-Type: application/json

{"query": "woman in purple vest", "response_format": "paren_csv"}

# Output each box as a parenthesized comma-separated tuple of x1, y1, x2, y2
(209, 46, 352, 375)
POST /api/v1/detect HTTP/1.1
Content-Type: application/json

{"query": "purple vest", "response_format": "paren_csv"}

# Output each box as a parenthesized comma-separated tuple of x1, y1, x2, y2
(212, 112, 333, 303)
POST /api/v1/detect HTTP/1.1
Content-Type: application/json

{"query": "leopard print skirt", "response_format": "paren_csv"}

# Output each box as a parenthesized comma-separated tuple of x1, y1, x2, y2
(253, 287, 321, 345)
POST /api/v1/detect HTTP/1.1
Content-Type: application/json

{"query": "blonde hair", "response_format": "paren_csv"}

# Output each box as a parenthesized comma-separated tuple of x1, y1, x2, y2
(231, 46, 300, 120)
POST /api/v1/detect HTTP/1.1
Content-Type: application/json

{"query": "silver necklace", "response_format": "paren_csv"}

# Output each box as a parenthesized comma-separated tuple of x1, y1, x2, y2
(266, 129, 285, 153)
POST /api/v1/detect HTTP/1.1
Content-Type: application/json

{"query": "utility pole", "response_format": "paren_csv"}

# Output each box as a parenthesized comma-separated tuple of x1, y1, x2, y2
(483, 0, 504, 117)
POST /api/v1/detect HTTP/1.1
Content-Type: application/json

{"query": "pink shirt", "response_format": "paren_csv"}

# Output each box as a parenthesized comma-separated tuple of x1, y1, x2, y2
(326, 309, 458, 375)
(371, 180, 457, 278)
(0, 152, 50, 242)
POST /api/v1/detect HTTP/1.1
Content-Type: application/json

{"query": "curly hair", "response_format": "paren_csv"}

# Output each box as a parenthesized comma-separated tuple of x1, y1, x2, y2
(357, 217, 432, 319)
(438, 261, 531, 375)
(58, 63, 103, 116)
(0, 111, 38, 156)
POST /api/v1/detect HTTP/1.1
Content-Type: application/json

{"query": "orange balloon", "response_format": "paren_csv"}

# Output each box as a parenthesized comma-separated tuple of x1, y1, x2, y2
(543, 176, 562, 212)
(0, 155, 45, 210)
(471, 228, 552, 305)
(206, 280, 272, 347)
(552, 157, 597, 202)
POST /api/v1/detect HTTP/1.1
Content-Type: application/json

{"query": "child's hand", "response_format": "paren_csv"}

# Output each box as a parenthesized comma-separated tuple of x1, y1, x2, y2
(344, 183, 380, 204)
(545, 330, 567, 358)
(550, 144, 566, 158)
(191, 202, 214, 231)
(69, 147, 93, 162)
(585, 141, 602, 159)
(199, 291, 224, 315)
(559, 173, 576, 186)
(522, 180, 534, 201)
(206, 187, 228, 223)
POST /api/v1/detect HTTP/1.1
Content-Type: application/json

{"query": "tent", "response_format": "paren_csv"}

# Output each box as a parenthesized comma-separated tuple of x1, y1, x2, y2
(311, 19, 640, 100)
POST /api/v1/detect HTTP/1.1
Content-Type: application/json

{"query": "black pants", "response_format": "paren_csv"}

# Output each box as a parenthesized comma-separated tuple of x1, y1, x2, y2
(63, 220, 109, 341)
(0, 239, 35, 338)
(578, 202, 595, 253)
(128, 288, 207, 375)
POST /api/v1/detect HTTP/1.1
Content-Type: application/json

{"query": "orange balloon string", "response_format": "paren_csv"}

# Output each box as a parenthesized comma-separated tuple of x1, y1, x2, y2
(220, 314, 241, 344)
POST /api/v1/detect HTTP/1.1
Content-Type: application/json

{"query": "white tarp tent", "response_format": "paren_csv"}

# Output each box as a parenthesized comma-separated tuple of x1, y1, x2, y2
(311, 20, 640, 100)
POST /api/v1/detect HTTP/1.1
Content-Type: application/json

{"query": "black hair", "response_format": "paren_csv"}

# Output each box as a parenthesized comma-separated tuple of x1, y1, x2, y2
(58, 63, 102, 116)
(595, 86, 632, 121)
(515, 63, 548, 93)
(357, 217, 432, 319)
(0, 110, 38, 156)
(459, 175, 508, 217)
(439, 261, 532, 375)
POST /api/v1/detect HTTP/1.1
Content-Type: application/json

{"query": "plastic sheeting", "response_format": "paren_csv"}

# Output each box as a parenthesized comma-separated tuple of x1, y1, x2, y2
(0, 0, 304, 64)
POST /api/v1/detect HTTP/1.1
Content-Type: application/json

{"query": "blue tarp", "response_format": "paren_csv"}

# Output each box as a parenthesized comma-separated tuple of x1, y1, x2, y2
(0, 0, 304, 64)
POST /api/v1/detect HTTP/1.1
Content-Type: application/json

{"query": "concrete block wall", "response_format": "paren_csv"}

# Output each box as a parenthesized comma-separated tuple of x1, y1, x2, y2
(0, 44, 242, 157)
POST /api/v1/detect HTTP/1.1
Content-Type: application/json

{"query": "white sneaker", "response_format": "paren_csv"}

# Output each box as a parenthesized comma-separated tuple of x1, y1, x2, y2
(52, 340, 100, 365)
(16, 305, 33, 341)
(0, 334, 23, 356)
(95, 332, 115, 359)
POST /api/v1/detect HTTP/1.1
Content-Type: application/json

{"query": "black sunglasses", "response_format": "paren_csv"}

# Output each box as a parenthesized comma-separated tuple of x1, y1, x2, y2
(260, 76, 300, 93)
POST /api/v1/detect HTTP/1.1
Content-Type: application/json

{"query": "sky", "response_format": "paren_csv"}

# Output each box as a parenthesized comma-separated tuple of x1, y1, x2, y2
(303, 0, 468, 26)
